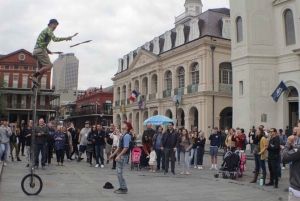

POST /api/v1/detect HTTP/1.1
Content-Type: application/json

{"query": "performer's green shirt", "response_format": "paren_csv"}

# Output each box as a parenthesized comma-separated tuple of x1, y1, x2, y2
(34, 27, 66, 50)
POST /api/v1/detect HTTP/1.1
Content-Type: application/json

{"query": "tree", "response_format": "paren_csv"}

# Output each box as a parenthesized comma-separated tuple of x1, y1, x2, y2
(0, 79, 8, 117)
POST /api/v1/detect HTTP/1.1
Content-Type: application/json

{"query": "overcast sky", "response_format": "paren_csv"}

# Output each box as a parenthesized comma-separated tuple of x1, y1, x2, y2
(0, 0, 229, 90)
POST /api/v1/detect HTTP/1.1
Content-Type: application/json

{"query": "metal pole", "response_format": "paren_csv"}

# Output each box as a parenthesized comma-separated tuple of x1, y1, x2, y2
(211, 45, 216, 129)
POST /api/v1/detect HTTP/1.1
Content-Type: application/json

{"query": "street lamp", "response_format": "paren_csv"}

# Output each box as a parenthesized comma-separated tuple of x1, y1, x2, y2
(175, 99, 179, 127)
(100, 113, 104, 125)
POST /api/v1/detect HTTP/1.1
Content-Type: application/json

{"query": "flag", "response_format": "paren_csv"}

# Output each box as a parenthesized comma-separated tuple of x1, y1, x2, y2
(138, 100, 146, 110)
(129, 90, 140, 103)
(121, 105, 125, 113)
(271, 81, 288, 102)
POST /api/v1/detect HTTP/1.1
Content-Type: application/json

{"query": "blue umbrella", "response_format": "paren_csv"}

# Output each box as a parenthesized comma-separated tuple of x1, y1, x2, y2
(143, 115, 174, 126)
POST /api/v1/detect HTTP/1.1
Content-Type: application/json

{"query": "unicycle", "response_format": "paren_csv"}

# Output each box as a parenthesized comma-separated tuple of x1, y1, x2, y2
(21, 59, 43, 196)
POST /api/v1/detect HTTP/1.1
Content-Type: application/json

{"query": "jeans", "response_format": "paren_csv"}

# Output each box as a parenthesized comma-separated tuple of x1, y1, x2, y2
(155, 148, 165, 170)
(18, 137, 26, 155)
(95, 145, 104, 165)
(56, 149, 64, 163)
(197, 147, 205, 165)
(176, 145, 180, 162)
(117, 154, 129, 190)
(1, 143, 9, 162)
(10, 142, 19, 158)
(34, 144, 46, 167)
(250, 144, 255, 153)
(277, 155, 282, 178)
(164, 148, 176, 172)
(254, 154, 266, 175)
(0, 144, 4, 161)
(45, 143, 53, 164)
(70, 142, 79, 159)
(189, 148, 197, 166)
(180, 151, 190, 171)
(268, 159, 279, 185)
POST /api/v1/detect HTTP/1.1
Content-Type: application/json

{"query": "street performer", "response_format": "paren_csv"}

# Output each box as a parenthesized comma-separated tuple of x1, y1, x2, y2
(30, 19, 74, 87)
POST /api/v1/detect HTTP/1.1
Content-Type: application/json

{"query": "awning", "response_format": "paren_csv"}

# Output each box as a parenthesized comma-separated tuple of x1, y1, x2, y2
(80, 103, 94, 108)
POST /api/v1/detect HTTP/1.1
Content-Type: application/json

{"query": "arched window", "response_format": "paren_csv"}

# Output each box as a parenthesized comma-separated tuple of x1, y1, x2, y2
(117, 87, 120, 100)
(122, 85, 126, 99)
(166, 71, 172, 90)
(219, 63, 232, 84)
(128, 83, 131, 97)
(191, 63, 199, 85)
(151, 74, 158, 93)
(236, 17, 243, 43)
(142, 77, 148, 95)
(284, 9, 296, 46)
(178, 67, 185, 88)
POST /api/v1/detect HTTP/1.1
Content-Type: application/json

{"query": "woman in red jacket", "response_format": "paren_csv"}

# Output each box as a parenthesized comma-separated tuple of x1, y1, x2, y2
(232, 128, 246, 151)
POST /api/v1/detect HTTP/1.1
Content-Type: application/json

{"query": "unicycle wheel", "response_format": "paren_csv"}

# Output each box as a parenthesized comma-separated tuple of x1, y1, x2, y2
(21, 174, 43, 196)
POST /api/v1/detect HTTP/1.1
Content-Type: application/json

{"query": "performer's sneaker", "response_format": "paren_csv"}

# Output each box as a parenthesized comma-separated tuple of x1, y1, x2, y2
(115, 188, 128, 194)
(29, 76, 40, 86)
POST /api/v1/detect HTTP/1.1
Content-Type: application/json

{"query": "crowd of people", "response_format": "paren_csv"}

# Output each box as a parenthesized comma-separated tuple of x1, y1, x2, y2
(0, 118, 300, 199)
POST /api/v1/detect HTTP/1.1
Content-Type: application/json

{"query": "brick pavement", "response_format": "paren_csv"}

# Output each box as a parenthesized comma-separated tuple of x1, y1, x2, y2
(0, 151, 290, 201)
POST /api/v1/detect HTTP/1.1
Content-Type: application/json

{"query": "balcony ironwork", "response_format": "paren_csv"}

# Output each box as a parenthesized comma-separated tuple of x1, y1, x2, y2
(115, 100, 120, 106)
(187, 84, 198, 94)
(149, 93, 157, 100)
(70, 109, 113, 117)
(163, 89, 171, 98)
(121, 99, 126, 105)
(219, 83, 232, 93)
(174, 87, 184, 95)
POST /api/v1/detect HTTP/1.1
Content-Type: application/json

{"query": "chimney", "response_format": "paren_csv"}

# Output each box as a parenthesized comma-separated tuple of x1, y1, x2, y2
(100, 85, 103, 92)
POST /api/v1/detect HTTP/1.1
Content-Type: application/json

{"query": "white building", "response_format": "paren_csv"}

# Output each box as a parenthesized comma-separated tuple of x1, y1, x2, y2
(112, 0, 233, 137)
(52, 53, 79, 91)
(230, 0, 299, 131)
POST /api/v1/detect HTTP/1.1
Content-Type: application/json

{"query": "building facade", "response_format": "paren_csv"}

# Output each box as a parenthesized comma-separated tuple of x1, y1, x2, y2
(112, 0, 233, 138)
(230, 0, 300, 131)
(52, 53, 79, 91)
(65, 86, 113, 128)
(0, 49, 59, 124)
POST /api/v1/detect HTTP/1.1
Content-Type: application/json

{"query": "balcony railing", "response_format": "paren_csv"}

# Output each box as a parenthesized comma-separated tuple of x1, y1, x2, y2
(174, 87, 184, 95)
(7, 103, 27, 109)
(37, 105, 59, 110)
(219, 83, 232, 93)
(115, 100, 120, 106)
(121, 99, 126, 105)
(149, 93, 156, 100)
(70, 109, 113, 116)
(187, 84, 198, 94)
(163, 89, 171, 98)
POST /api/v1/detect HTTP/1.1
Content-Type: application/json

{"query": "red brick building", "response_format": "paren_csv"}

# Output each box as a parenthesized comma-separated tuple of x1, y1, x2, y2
(0, 49, 59, 124)
(66, 85, 113, 128)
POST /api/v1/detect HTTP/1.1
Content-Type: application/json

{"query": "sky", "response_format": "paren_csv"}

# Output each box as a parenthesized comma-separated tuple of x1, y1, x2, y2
(0, 0, 229, 90)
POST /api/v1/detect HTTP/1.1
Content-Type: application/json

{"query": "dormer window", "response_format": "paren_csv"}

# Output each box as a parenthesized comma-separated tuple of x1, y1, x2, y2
(118, 58, 123, 72)
(153, 37, 160, 55)
(163, 31, 172, 52)
(123, 55, 128, 70)
(144, 42, 151, 51)
(129, 51, 134, 66)
(189, 18, 200, 41)
(175, 25, 185, 47)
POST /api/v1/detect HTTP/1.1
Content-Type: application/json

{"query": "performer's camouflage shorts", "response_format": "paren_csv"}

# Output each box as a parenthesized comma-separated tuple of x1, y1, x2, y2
(33, 48, 53, 67)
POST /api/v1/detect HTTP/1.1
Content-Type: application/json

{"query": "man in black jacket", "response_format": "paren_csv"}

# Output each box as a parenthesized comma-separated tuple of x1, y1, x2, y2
(161, 122, 178, 175)
(19, 120, 26, 156)
(34, 118, 49, 169)
(265, 128, 280, 188)
(93, 124, 106, 168)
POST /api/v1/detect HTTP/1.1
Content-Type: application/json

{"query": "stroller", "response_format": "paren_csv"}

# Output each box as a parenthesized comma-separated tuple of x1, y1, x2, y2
(130, 146, 142, 171)
(214, 150, 244, 180)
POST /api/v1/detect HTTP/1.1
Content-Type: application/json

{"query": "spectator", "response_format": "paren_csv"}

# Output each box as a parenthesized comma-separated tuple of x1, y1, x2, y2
(62, 126, 72, 162)
(265, 128, 280, 188)
(278, 129, 287, 170)
(10, 124, 21, 161)
(179, 129, 192, 175)
(248, 128, 255, 153)
(219, 128, 226, 149)
(176, 128, 183, 164)
(196, 131, 206, 169)
(77, 121, 91, 162)
(86, 125, 96, 166)
(148, 146, 157, 173)
(189, 130, 198, 169)
(209, 127, 220, 170)
(19, 120, 26, 156)
(68, 123, 78, 160)
(250, 128, 267, 184)
(153, 126, 165, 171)
(34, 118, 49, 169)
(24, 120, 33, 167)
(53, 126, 65, 166)
(141, 123, 156, 168)
(93, 124, 106, 168)
(225, 128, 236, 152)
(232, 129, 246, 151)
(45, 122, 55, 166)
(110, 128, 120, 169)
(105, 124, 114, 164)
(161, 122, 179, 175)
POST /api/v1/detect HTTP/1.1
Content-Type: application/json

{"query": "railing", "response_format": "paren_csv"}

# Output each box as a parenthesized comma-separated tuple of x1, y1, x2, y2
(149, 93, 156, 100)
(7, 103, 27, 109)
(163, 89, 171, 98)
(174, 87, 184, 95)
(187, 84, 198, 94)
(115, 100, 120, 106)
(219, 83, 232, 93)
(175, 11, 198, 23)
(37, 105, 59, 110)
(70, 109, 113, 116)
(121, 99, 126, 105)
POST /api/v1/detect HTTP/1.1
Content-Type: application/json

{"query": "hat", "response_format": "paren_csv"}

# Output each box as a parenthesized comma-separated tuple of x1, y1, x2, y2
(124, 121, 133, 132)
(48, 19, 59, 26)
(85, 121, 90, 124)
(103, 182, 114, 189)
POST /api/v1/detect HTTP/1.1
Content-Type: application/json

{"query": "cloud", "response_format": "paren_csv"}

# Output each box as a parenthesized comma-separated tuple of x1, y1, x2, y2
(0, 0, 229, 90)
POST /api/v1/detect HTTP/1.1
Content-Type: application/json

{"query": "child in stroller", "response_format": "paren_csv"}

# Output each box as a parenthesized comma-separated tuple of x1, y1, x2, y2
(130, 141, 142, 171)
(214, 149, 245, 180)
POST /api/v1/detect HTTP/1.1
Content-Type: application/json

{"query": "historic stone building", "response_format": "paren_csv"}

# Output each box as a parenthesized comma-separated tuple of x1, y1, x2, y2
(112, 0, 233, 137)
(230, 0, 299, 131)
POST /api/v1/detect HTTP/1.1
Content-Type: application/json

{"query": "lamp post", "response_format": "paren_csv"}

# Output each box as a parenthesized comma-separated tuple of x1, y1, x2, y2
(100, 113, 104, 126)
(175, 99, 179, 127)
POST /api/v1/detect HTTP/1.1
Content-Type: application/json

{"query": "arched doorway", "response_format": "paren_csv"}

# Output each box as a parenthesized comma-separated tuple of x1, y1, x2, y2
(153, 110, 158, 116)
(189, 107, 198, 130)
(177, 108, 185, 127)
(165, 109, 173, 119)
(219, 107, 232, 129)
(122, 114, 127, 122)
(128, 113, 132, 123)
(143, 111, 148, 129)
(286, 86, 299, 128)
(116, 114, 121, 130)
